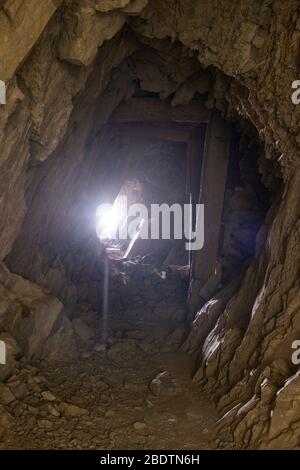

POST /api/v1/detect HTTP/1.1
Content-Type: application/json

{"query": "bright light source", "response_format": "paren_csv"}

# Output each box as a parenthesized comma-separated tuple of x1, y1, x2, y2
(96, 179, 143, 243)
(96, 203, 122, 240)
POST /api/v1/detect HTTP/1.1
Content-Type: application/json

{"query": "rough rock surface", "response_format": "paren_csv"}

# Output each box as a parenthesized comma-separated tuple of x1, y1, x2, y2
(0, 262, 63, 361)
(0, 0, 299, 450)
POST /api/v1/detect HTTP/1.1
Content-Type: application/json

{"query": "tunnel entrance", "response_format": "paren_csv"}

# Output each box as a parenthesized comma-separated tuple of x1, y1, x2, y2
(0, 1, 290, 451)
(94, 97, 213, 272)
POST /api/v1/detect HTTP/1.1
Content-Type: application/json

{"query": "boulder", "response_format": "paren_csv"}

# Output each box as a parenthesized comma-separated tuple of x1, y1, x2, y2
(72, 318, 95, 342)
(43, 316, 79, 362)
(0, 263, 63, 359)
(268, 372, 300, 442)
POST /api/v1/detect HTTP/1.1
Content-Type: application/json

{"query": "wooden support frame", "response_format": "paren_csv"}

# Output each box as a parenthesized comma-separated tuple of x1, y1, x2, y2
(111, 123, 192, 142)
(106, 99, 231, 303)
(188, 111, 231, 312)
(189, 127, 206, 217)
(110, 98, 211, 124)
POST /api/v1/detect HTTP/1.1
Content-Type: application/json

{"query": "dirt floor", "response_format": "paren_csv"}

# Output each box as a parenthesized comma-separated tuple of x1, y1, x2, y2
(0, 261, 220, 450)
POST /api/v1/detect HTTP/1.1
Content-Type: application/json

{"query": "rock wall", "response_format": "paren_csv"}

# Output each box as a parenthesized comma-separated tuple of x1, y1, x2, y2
(0, 261, 63, 380)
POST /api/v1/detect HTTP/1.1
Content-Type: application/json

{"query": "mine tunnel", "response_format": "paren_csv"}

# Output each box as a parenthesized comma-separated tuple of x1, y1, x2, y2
(0, 0, 299, 453)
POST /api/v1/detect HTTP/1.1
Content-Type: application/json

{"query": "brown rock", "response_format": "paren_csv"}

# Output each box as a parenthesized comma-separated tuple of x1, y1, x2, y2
(58, 5, 126, 66)
(0, 384, 15, 405)
(0, 263, 63, 359)
(95, 0, 130, 12)
(0, 0, 59, 81)
(38, 419, 53, 430)
(133, 421, 147, 432)
(60, 402, 89, 417)
(72, 318, 95, 342)
(41, 391, 56, 402)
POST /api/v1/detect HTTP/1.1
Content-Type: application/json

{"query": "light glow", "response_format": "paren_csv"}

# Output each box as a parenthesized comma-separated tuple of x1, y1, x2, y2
(96, 197, 126, 240)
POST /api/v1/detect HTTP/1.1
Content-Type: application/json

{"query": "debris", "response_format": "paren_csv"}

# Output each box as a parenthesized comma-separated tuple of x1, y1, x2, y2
(149, 371, 182, 397)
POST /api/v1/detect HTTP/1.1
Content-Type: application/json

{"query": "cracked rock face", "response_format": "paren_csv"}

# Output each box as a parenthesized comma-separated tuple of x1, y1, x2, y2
(0, 0, 299, 450)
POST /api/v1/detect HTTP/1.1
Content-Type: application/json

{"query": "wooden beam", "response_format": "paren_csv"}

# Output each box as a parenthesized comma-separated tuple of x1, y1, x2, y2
(111, 123, 192, 142)
(110, 98, 211, 124)
(189, 112, 231, 311)
(190, 126, 206, 216)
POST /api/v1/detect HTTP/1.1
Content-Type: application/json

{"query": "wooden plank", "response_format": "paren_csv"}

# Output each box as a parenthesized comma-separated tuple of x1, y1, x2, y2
(112, 123, 192, 142)
(189, 112, 231, 311)
(185, 126, 206, 267)
(110, 98, 211, 124)
(190, 126, 206, 223)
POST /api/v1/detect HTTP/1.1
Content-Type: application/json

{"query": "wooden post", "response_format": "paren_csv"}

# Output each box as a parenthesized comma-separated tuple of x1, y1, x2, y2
(188, 112, 231, 312)
(186, 126, 206, 267)
(190, 126, 206, 227)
